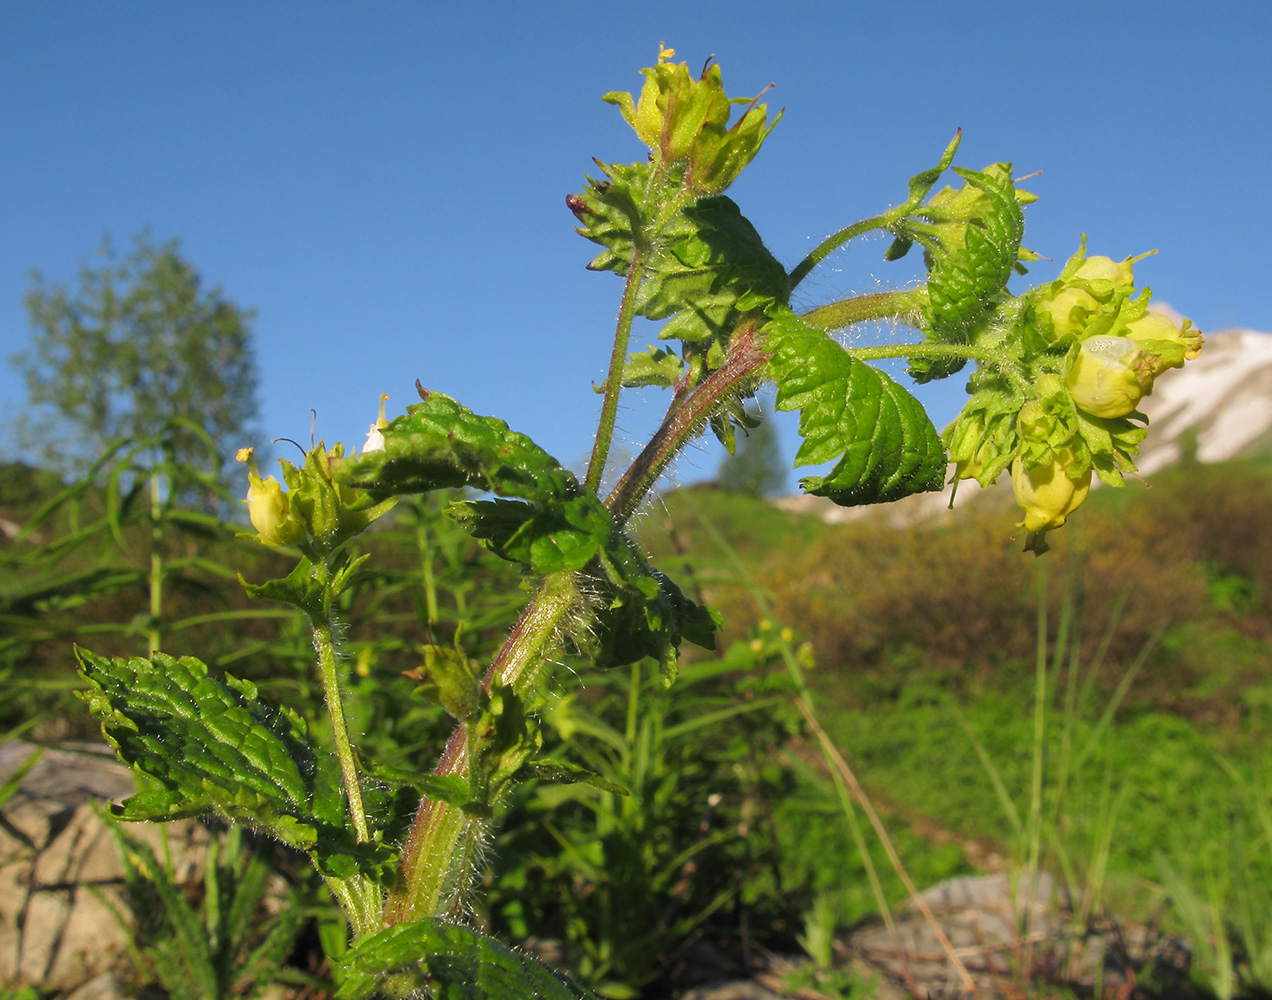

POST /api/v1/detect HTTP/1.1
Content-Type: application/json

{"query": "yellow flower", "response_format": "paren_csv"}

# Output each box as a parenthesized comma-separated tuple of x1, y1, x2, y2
(1124, 308, 1204, 363)
(1012, 452, 1091, 533)
(236, 447, 305, 546)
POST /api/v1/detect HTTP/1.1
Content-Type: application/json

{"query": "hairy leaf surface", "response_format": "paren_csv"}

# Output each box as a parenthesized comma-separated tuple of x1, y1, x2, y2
(764, 310, 947, 504)
(76, 649, 394, 882)
(570, 161, 788, 377)
(335, 920, 597, 1000)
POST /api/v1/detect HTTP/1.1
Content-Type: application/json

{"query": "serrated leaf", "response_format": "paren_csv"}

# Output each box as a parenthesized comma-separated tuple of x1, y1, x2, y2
(620, 346, 685, 389)
(239, 556, 326, 615)
(914, 164, 1026, 381)
(339, 390, 578, 504)
(763, 310, 947, 505)
(570, 162, 788, 382)
(76, 648, 394, 883)
(359, 759, 472, 810)
(636, 195, 790, 346)
(525, 758, 630, 796)
(336, 920, 598, 1000)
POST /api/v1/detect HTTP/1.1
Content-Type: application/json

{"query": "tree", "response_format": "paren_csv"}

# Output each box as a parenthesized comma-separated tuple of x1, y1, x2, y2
(718, 402, 787, 497)
(10, 233, 262, 482)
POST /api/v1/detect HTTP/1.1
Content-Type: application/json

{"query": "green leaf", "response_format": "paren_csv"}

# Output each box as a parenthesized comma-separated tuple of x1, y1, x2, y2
(590, 533, 720, 681)
(75, 648, 394, 883)
(569, 162, 789, 378)
(637, 195, 790, 349)
(449, 495, 613, 576)
(912, 164, 1028, 382)
(619, 345, 685, 389)
(339, 389, 579, 504)
(524, 758, 630, 796)
(340, 390, 717, 668)
(763, 309, 947, 505)
(358, 759, 472, 810)
(335, 919, 598, 1000)
(341, 390, 614, 576)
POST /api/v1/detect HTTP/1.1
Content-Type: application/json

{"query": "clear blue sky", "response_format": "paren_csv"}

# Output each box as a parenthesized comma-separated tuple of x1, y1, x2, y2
(3, 3, 1268, 492)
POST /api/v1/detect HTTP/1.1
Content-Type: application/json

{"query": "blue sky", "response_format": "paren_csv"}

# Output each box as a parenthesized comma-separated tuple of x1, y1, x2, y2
(3, 3, 1269, 493)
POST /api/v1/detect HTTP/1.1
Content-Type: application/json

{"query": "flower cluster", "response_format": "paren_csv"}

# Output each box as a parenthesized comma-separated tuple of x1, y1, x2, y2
(236, 396, 396, 553)
(944, 242, 1202, 551)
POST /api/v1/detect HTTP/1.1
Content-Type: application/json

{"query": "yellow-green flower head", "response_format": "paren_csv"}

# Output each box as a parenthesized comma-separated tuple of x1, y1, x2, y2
(1066, 335, 1152, 418)
(602, 43, 780, 195)
(1073, 254, 1135, 285)
(1016, 397, 1056, 443)
(1034, 286, 1100, 341)
(1012, 450, 1092, 533)
(236, 447, 305, 547)
(945, 411, 988, 481)
(924, 164, 1037, 254)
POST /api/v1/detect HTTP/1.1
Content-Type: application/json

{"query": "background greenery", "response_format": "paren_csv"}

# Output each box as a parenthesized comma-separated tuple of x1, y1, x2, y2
(5, 439, 1272, 997)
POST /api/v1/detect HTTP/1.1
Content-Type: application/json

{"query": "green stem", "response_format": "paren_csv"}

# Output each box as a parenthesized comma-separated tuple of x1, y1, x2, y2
(584, 248, 649, 494)
(789, 131, 960, 290)
(800, 289, 926, 332)
(312, 613, 370, 844)
(847, 341, 1032, 395)
(385, 570, 581, 923)
(147, 471, 163, 656)
(789, 215, 897, 290)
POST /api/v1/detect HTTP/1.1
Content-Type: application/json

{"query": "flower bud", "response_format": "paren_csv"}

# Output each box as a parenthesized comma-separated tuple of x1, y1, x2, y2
(236, 447, 306, 546)
(1034, 286, 1101, 341)
(1124, 308, 1204, 363)
(1072, 254, 1134, 285)
(1011, 452, 1091, 533)
(602, 44, 778, 196)
(1031, 248, 1137, 342)
(1066, 335, 1150, 418)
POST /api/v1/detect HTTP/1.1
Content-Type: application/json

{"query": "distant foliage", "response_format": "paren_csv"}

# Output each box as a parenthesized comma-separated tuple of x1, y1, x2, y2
(10, 232, 261, 482)
(717, 402, 786, 497)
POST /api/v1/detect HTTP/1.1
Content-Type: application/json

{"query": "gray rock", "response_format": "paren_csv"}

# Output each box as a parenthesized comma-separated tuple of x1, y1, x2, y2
(0, 742, 207, 992)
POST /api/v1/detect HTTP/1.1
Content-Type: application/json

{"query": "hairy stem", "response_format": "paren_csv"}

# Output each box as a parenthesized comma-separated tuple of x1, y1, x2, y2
(312, 613, 370, 844)
(847, 340, 1032, 395)
(584, 249, 649, 494)
(605, 324, 771, 525)
(788, 215, 897, 290)
(800, 288, 926, 332)
(386, 571, 581, 923)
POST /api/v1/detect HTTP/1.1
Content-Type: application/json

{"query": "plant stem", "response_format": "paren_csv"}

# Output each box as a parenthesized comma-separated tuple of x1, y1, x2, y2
(386, 570, 581, 922)
(312, 613, 370, 844)
(147, 470, 164, 656)
(848, 340, 1032, 395)
(799, 289, 925, 332)
(788, 215, 896, 290)
(584, 249, 649, 494)
(605, 323, 770, 524)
